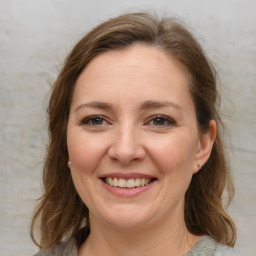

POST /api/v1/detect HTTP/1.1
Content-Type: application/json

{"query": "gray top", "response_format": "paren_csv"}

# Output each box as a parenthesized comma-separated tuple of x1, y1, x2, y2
(34, 236, 243, 256)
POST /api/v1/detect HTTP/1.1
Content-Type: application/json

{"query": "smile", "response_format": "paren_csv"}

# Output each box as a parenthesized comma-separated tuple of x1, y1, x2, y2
(103, 177, 156, 188)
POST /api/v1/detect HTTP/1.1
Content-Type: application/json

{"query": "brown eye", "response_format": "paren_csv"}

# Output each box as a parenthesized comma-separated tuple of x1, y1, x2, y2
(81, 116, 107, 126)
(148, 115, 175, 127)
(152, 117, 168, 125)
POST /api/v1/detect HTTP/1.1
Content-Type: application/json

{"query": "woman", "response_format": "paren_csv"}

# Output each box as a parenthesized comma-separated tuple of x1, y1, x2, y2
(31, 12, 242, 256)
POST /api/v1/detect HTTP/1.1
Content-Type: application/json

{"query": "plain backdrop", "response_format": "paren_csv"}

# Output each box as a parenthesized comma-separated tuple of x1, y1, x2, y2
(0, 0, 255, 255)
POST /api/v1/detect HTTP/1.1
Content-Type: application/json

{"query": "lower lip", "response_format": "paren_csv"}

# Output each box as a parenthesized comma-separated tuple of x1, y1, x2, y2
(101, 179, 156, 197)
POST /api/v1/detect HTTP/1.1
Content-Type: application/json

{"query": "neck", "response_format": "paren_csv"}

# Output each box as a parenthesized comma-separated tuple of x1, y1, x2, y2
(79, 213, 201, 256)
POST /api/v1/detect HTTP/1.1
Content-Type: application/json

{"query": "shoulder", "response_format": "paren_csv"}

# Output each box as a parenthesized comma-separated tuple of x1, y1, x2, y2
(33, 238, 77, 256)
(186, 236, 243, 256)
(33, 227, 89, 256)
(214, 243, 243, 256)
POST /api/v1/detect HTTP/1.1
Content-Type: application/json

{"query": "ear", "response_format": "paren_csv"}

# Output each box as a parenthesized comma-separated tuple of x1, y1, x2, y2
(193, 120, 216, 174)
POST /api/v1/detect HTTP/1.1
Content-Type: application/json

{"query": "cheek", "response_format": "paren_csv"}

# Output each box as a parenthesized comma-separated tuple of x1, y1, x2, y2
(67, 130, 107, 174)
(147, 133, 197, 174)
(67, 131, 108, 207)
(150, 135, 197, 203)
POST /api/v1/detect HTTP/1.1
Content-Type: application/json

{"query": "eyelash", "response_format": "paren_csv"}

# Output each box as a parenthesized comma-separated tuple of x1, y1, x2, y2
(146, 115, 176, 127)
(79, 115, 176, 127)
(79, 115, 108, 126)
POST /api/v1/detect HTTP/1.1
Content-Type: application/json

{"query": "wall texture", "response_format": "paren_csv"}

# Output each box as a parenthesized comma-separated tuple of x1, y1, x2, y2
(0, 0, 255, 255)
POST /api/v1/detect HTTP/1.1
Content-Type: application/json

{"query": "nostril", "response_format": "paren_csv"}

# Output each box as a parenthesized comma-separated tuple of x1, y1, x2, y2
(107, 142, 146, 165)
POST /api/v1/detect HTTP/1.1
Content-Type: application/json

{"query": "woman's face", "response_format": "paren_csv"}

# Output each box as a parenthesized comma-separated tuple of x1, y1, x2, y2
(67, 45, 213, 230)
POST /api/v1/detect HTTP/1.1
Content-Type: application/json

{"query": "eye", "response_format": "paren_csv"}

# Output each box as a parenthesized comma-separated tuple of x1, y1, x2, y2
(147, 115, 176, 127)
(80, 116, 108, 126)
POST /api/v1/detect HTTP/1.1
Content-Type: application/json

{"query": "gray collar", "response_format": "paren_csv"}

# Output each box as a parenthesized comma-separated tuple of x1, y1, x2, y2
(185, 236, 216, 256)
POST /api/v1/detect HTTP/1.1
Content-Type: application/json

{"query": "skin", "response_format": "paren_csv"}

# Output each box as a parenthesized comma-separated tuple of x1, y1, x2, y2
(67, 45, 216, 256)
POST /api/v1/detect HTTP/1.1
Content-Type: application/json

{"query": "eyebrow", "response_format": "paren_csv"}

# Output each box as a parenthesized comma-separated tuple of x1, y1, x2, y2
(75, 101, 113, 111)
(75, 100, 183, 112)
(141, 100, 183, 111)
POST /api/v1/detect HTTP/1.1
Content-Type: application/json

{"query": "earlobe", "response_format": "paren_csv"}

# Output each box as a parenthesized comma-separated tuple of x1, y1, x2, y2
(194, 120, 217, 173)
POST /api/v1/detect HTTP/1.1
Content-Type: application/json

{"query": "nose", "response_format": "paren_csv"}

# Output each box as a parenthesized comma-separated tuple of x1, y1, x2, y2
(108, 125, 145, 165)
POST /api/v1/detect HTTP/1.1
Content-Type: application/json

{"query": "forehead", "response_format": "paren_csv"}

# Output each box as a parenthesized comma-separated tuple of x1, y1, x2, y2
(72, 45, 193, 109)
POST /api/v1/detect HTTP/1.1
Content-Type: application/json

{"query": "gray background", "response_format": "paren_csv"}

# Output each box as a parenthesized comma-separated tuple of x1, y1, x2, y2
(0, 0, 255, 255)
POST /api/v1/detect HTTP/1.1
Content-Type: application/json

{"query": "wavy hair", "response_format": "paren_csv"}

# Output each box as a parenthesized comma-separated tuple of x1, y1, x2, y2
(31, 12, 236, 249)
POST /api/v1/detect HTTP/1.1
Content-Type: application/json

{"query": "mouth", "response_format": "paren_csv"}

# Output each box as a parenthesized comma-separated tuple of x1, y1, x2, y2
(101, 177, 157, 189)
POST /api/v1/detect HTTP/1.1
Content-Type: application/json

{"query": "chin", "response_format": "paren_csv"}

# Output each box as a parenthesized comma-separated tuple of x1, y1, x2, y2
(106, 217, 149, 231)
(99, 204, 153, 230)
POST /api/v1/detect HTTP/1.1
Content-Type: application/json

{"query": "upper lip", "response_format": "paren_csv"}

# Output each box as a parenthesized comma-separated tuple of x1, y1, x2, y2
(99, 172, 157, 180)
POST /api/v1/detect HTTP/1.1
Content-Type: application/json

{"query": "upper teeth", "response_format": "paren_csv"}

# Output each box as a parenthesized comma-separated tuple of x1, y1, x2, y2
(105, 177, 151, 188)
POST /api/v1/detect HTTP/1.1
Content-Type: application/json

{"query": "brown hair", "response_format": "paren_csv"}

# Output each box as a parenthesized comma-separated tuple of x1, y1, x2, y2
(31, 12, 236, 249)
